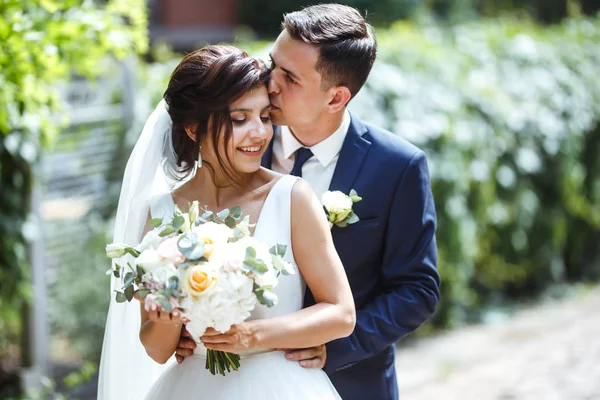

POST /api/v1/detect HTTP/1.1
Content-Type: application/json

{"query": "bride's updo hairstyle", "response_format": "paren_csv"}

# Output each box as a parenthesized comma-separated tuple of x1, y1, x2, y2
(163, 45, 269, 181)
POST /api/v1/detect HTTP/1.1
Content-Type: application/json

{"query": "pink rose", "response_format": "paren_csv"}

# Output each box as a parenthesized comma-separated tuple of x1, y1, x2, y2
(223, 258, 243, 272)
(157, 237, 185, 266)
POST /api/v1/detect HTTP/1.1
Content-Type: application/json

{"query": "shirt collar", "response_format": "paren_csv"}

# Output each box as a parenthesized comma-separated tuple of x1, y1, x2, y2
(280, 110, 351, 167)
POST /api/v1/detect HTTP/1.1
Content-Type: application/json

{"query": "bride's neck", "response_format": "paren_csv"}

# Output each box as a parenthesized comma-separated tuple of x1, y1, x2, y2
(189, 166, 251, 208)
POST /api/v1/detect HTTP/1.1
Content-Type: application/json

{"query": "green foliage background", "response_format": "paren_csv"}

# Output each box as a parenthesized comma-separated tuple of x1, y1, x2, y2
(0, 0, 148, 392)
(1, 0, 600, 395)
(351, 17, 600, 326)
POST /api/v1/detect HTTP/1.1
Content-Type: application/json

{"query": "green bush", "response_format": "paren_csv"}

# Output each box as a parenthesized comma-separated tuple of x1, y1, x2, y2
(0, 0, 148, 390)
(349, 16, 600, 326)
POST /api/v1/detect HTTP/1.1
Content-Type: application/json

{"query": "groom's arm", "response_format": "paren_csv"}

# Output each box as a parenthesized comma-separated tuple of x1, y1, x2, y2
(323, 150, 441, 373)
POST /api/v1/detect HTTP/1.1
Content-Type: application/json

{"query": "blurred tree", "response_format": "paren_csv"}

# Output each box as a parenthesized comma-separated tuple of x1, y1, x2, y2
(237, 0, 595, 35)
(0, 0, 147, 396)
(237, 0, 419, 37)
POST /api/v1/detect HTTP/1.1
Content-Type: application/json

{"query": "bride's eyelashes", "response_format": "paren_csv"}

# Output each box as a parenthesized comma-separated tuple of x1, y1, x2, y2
(230, 115, 271, 125)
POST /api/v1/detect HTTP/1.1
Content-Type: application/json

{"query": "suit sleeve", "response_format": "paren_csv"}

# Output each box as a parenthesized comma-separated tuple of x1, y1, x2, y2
(324, 150, 441, 373)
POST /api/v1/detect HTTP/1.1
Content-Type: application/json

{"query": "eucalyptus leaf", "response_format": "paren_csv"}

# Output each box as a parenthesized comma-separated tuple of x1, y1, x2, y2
(231, 206, 242, 219)
(243, 258, 268, 274)
(124, 272, 134, 287)
(137, 288, 151, 299)
(269, 244, 287, 257)
(347, 212, 360, 224)
(217, 209, 230, 221)
(177, 232, 198, 252)
(256, 290, 278, 307)
(245, 246, 257, 259)
(159, 226, 176, 237)
(125, 285, 134, 302)
(172, 215, 185, 231)
(224, 215, 236, 228)
(115, 291, 127, 303)
(159, 296, 172, 313)
(167, 276, 179, 292)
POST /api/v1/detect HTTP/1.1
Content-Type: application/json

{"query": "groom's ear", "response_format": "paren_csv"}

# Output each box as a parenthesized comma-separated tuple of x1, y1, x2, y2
(326, 86, 352, 113)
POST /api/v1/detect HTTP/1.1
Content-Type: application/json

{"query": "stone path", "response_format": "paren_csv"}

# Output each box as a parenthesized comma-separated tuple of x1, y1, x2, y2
(395, 286, 600, 400)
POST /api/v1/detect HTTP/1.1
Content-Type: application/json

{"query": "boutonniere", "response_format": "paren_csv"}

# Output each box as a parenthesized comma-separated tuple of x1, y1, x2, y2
(321, 189, 362, 228)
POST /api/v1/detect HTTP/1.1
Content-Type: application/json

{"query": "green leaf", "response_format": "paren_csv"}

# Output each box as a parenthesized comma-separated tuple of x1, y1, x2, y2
(136, 265, 145, 277)
(349, 189, 362, 202)
(125, 248, 141, 258)
(346, 212, 360, 224)
(231, 206, 242, 219)
(124, 272, 135, 287)
(255, 289, 278, 307)
(269, 244, 287, 257)
(245, 246, 257, 259)
(124, 285, 134, 302)
(172, 215, 185, 231)
(137, 288, 151, 299)
(115, 291, 127, 303)
(159, 296, 172, 313)
(243, 258, 268, 274)
(149, 218, 163, 228)
(200, 210, 214, 222)
(217, 209, 230, 221)
(167, 276, 179, 292)
(159, 226, 176, 237)
(178, 233, 205, 260)
(224, 215, 236, 228)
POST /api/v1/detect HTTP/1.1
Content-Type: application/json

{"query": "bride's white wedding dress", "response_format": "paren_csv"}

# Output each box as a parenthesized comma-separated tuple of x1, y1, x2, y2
(143, 175, 341, 399)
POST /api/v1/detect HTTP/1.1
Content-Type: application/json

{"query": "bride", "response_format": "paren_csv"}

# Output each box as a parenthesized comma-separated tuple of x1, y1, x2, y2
(97, 45, 355, 399)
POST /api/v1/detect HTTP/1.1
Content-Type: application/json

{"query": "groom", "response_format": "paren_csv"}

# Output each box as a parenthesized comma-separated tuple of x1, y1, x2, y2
(177, 4, 440, 399)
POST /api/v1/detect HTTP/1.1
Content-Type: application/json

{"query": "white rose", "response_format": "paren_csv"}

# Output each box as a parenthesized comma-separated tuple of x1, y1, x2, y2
(136, 248, 170, 272)
(151, 264, 178, 283)
(322, 191, 353, 213)
(136, 229, 163, 252)
(191, 222, 232, 260)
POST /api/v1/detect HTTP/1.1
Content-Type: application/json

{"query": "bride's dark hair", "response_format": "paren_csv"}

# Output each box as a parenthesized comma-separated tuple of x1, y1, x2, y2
(163, 45, 269, 182)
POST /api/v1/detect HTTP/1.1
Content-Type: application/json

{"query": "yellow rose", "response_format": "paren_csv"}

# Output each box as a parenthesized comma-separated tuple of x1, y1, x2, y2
(200, 237, 216, 260)
(184, 264, 216, 297)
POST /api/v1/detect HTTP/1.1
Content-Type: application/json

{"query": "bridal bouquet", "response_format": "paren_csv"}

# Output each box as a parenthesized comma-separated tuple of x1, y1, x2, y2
(105, 201, 294, 375)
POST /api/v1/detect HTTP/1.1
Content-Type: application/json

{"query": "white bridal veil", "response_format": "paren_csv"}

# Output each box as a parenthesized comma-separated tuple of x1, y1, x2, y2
(97, 100, 182, 400)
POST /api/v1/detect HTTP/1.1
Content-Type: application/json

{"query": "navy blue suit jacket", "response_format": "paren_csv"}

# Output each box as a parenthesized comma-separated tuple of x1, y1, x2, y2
(262, 113, 440, 400)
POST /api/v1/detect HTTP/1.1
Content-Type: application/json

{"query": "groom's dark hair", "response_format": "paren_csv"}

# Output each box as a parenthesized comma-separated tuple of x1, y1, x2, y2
(282, 3, 377, 98)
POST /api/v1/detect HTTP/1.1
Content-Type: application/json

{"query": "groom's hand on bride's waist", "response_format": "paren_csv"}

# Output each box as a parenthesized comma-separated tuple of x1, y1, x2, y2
(282, 344, 326, 369)
(175, 327, 197, 363)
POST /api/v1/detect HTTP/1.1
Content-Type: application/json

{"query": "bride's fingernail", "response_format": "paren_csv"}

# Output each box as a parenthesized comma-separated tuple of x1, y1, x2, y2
(285, 354, 293, 360)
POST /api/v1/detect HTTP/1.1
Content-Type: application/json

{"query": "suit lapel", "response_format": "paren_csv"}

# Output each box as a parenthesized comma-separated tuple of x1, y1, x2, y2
(261, 125, 278, 169)
(328, 113, 371, 194)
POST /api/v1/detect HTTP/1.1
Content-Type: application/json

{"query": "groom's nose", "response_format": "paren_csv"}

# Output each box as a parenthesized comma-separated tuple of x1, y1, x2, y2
(267, 74, 280, 95)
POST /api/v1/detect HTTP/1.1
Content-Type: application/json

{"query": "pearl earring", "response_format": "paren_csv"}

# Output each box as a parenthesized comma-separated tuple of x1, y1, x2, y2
(197, 145, 203, 169)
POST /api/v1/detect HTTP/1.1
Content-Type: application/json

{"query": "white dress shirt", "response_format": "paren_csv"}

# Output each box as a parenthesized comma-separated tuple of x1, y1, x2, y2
(271, 110, 351, 200)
